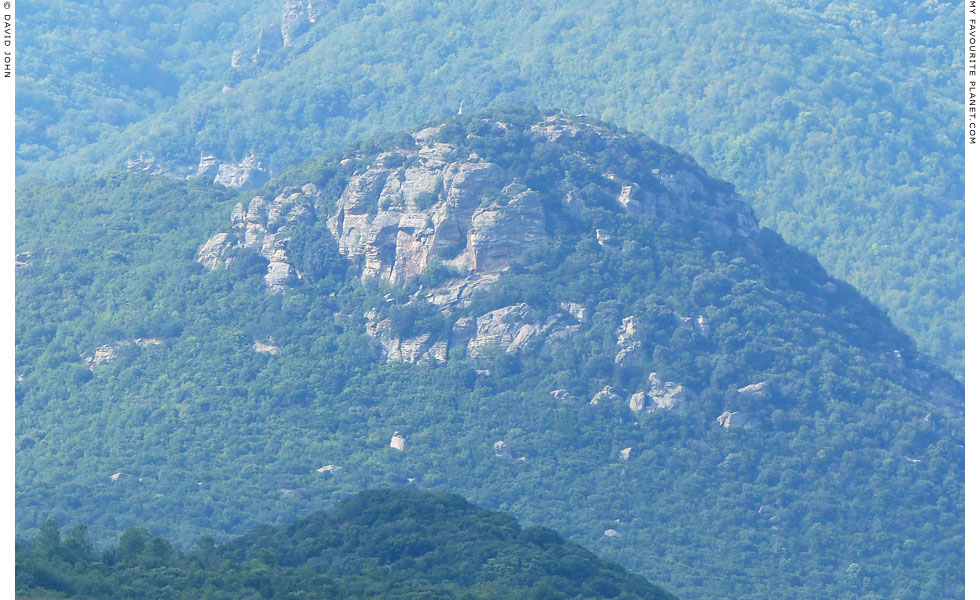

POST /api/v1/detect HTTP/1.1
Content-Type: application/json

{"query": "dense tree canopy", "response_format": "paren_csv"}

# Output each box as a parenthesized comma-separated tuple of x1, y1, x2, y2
(17, 489, 678, 600)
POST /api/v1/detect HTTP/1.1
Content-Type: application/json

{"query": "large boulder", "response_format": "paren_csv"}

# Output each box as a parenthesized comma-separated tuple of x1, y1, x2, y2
(629, 372, 696, 413)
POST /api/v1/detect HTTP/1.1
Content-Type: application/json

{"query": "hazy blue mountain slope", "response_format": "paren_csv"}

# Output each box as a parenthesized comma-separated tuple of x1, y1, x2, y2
(17, 0, 964, 376)
(17, 489, 679, 600)
(15, 110, 963, 600)
(16, 0, 281, 168)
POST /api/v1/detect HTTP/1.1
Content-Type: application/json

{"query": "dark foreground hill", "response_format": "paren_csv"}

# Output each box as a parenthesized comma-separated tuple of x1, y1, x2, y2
(17, 489, 678, 600)
(15, 109, 963, 599)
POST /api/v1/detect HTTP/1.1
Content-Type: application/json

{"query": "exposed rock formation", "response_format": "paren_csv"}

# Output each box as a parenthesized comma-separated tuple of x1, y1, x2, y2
(281, 0, 323, 45)
(617, 316, 637, 347)
(737, 381, 771, 402)
(316, 464, 341, 474)
(253, 339, 279, 354)
(696, 315, 711, 337)
(198, 113, 764, 364)
(613, 316, 644, 365)
(328, 148, 547, 302)
(647, 372, 695, 409)
(86, 344, 120, 368)
(494, 440, 513, 459)
(83, 338, 163, 369)
(717, 410, 751, 428)
(591, 386, 622, 406)
(212, 152, 269, 189)
(364, 310, 446, 363)
(194, 153, 221, 181)
(629, 372, 695, 413)
(550, 389, 570, 402)
(125, 152, 187, 178)
(620, 447, 632, 461)
(390, 432, 406, 451)
(197, 185, 320, 291)
(363, 303, 578, 364)
(615, 342, 644, 367)
(560, 302, 590, 322)
(465, 304, 578, 357)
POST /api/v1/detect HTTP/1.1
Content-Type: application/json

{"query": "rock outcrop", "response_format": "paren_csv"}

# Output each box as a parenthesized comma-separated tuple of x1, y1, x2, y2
(550, 389, 570, 402)
(737, 381, 771, 402)
(195, 153, 221, 180)
(716, 410, 751, 428)
(629, 391, 647, 413)
(281, 0, 323, 45)
(83, 338, 163, 369)
(696, 315, 711, 337)
(363, 303, 578, 363)
(197, 185, 319, 291)
(615, 342, 644, 367)
(212, 153, 269, 189)
(253, 339, 279, 354)
(629, 372, 695, 413)
(328, 148, 547, 300)
(198, 112, 764, 364)
(125, 152, 188, 178)
(560, 302, 590, 323)
(390, 432, 406, 451)
(647, 372, 695, 409)
(364, 309, 447, 363)
(591, 386, 622, 406)
(616, 316, 637, 347)
(464, 304, 578, 357)
(494, 440, 513, 459)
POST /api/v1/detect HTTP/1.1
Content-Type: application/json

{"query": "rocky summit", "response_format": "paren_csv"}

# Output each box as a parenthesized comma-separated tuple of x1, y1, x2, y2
(198, 113, 766, 365)
(194, 110, 961, 413)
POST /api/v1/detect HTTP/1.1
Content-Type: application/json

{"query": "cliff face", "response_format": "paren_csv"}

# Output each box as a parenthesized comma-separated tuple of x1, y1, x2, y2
(327, 140, 549, 297)
(197, 113, 764, 362)
(197, 184, 320, 291)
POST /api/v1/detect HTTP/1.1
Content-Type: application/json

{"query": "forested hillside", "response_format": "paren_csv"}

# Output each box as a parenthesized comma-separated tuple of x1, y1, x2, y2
(17, 0, 964, 375)
(16, 110, 963, 600)
(17, 489, 678, 599)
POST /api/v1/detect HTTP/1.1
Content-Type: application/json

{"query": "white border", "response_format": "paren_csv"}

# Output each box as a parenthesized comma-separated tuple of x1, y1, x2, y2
(966, 1, 977, 596)
(2, 0, 14, 596)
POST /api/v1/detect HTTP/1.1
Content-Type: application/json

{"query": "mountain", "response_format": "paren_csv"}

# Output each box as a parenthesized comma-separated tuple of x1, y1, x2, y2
(17, 0, 964, 376)
(15, 108, 963, 599)
(17, 489, 678, 599)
